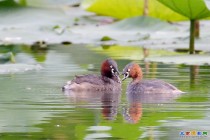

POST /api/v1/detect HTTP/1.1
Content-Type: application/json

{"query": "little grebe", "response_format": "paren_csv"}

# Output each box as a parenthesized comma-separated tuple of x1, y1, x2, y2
(122, 63, 183, 94)
(62, 59, 121, 91)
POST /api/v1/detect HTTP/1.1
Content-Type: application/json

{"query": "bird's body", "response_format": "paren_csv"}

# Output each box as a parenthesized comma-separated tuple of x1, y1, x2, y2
(62, 59, 121, 92)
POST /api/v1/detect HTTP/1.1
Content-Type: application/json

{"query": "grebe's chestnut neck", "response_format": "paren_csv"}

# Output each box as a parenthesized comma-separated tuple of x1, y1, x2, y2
(122, 63, 143, 81)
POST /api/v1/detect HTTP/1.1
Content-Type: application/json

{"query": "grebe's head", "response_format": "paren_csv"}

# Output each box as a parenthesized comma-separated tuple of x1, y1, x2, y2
(122, 63, 143, 81)
(101, 58, 120, 82)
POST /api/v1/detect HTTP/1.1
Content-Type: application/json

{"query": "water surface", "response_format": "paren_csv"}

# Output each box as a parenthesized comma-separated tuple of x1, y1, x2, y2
(0, 44, 210, 139)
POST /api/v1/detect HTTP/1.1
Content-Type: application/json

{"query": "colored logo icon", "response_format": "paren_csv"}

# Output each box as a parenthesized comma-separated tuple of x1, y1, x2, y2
(197, 131, 202, 136)
(179, 131, 185, 136)
(203, 131, 208, 136)
(179, 131, 208, 136)
(186, 131, 190, 136)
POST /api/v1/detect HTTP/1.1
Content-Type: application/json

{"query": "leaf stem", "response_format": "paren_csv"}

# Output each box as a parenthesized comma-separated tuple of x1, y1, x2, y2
(143, 0, 149, 16)
(194, 20, 199, 38)
(189, 19, 195, 54)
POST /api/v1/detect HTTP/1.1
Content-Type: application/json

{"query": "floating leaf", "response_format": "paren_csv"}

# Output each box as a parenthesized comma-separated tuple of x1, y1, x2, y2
(145, 54, 210, 65)
(0, 63, 43, 74)
(89, 45, 180, 60)
(0, 52, 12, 63)
(0, 1, 87, 45)
(110, 16, 175, 31)
(16, 0, 81, 7)
(72, 16, 183, 45)
(0, 1, 210, 53)
(100, 36, 114, 41)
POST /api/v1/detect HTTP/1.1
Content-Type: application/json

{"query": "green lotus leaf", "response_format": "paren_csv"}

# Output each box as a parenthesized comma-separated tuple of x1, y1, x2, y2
(157, 0, 210, 19)
(81, 0, 187, 21)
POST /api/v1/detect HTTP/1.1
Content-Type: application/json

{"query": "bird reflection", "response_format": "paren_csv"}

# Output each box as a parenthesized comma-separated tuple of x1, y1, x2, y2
(63, 90, 121, 120)
(123, 102, 142, 124)
(101, 92, 121, 120)
(123, 91, 181, 124)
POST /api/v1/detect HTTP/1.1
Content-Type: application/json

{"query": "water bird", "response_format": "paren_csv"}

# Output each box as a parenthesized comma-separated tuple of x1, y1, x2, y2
(62, 58, 121, 91)
(122, 62, 183, 94)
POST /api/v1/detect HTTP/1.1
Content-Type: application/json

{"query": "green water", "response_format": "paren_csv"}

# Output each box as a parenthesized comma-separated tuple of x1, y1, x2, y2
(0, 44, 209, 140)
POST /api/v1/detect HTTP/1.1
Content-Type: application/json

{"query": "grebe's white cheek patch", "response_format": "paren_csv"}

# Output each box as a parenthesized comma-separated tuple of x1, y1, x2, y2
(111, 68, 114, 74)
(63, 84, 70, 90)
(126, 72, 129, 78)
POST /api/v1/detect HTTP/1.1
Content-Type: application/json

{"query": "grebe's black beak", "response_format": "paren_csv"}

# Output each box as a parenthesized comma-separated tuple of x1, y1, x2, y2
(116, 70, 121, 83)
(116, 69, 120, 76)
(121, 72, 129, 81)
(113, 69, 121, 83)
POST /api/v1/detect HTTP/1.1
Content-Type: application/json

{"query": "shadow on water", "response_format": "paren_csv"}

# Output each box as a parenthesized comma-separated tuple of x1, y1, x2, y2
(0, 44, 210, 139)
